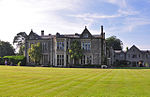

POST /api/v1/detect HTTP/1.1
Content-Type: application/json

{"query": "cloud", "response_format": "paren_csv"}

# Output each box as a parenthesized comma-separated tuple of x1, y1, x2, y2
(69, 13, 121, 19)
(104, 0, 139, 16)
(124, 17, 150, 32)
(118, 9, 139, 16)
(0, 0, 86, 43)
(0, 0, 150, 51)
(106, 0, 127, 8)
(105, 17, 150, 35)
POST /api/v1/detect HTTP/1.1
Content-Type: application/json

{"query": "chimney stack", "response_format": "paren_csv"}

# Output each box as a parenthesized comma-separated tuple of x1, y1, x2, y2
(41, 30, 44, 36)
(101, 25, 105, 39)
(101, 25, 103, 34)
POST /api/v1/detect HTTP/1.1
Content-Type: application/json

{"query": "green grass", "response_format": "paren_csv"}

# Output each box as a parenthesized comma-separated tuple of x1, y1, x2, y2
(0, 66, 150, 97)
(113, 67, 150, 69)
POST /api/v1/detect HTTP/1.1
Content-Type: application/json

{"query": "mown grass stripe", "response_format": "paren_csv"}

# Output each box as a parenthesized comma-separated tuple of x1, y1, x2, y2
(55, 70, 113, 97)
(34, 70, 108, 96)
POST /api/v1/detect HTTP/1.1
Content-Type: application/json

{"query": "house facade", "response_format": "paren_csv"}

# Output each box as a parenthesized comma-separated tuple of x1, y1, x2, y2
(114, 45, 150, 67)
(25, 26, 107, 67)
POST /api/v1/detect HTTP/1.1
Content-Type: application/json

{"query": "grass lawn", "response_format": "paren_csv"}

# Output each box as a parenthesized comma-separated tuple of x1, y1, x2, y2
(0, 66, 150, 97)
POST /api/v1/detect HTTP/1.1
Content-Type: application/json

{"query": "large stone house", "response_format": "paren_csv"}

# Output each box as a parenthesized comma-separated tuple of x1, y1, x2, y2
(114, 45, 150, 67)
(25, 26, 107, 67)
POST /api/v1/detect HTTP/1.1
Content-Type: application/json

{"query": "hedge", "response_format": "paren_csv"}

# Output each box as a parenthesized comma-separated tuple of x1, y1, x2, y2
(70, 64, 102, 68)
(0, 55, 26, 66)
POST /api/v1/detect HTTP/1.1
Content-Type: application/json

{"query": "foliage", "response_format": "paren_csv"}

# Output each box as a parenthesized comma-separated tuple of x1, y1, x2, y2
(13, 32, 28, 48)
(69, 40, 83, 65)
(126, 47, 129, 51)
(106, 36, 123, 50)
(28, 42, 42, 64)
(0, 40, 15, 57)
(13, 32, 28, 55)
(70, 64, 101, 68)
(17, 61, 21, 66)
(18, 45, 25, 55)
(0, 55, 26, 66)
(113, 60, 130, 67)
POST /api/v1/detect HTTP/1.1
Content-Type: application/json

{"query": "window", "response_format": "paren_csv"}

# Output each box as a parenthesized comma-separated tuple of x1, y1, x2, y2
(128, 54, 130, 58)
(133, 49, 135, 52)
(81, 42, 91, 51)
(57, 41, 64, 50)
(84, 33, 88, 38)
(57, 55, 60, 65)
(57, 55, 64, 66)
(87, 43, 91, 50)
(42, 42, 48, 53)
(81, 55, 86, 64)
(87, 56, 92, 64)
(132, 54, 137, 58)
(66, 55, 69, 64)
(146, 54, 148, 59)
(43, 55, 48, 64)
(67, 41, 69, 49)
(120, 54, 123, 57)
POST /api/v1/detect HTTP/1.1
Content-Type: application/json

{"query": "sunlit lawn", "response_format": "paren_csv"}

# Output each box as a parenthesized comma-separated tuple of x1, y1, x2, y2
(0, 66, 150, 97)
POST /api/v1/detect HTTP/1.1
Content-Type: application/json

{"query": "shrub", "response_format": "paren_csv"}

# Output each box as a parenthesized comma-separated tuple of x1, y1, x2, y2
(17, 61, 21, 66)
(0, 55, 26, 66)
(70, 64, 101, 68)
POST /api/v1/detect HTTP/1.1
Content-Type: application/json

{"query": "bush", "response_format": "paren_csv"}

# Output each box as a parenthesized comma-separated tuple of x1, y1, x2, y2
(70, 64, 102, 68)
(113, 60, 130, 67)
(17, 61, 21, 66)
(0, 55, 26, 66)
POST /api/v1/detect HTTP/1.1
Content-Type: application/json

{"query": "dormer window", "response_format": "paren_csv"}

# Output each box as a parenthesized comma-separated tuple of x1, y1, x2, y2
(84, 33, 88, 38)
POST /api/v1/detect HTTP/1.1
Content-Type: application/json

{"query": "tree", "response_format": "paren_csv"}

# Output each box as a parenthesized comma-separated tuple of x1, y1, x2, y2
(126, 47, 129, 51)
(0, 40, 15, 57)
(106, 36, 123, 50)
(13, 32, 28, 55)
(69, 40, 83, 65)
(18, 45, 25, 55)
(28, 42, 42, 64)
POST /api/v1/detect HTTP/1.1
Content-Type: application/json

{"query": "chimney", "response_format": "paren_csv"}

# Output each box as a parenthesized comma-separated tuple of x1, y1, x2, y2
(41, 30, 44, 36)
(101, 25, 103, 34)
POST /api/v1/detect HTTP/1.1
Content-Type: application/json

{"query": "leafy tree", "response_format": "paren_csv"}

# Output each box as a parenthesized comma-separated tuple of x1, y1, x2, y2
(69, 40, 83, 65)
(28, 42, 42, 64)
(0, 40, 15, 57)
(106, 36, 123, 50)
(13, 32, 28, 55)
(126, 47, 129, 51)
(18, 45, 25, 55)
(13, 32, 28, 47)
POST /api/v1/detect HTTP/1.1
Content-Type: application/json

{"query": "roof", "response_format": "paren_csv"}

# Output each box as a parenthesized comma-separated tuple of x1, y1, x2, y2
(115, 45, 150, 55)
(27, 27, 103, 40)
(28, 30, 41, 40)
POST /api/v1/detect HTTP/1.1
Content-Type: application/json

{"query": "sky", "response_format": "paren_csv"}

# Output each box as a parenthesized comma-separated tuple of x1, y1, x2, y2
(0, 0, 150, 50)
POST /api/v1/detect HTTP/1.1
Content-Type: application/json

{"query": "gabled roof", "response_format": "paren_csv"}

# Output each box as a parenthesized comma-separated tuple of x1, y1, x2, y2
(126, 45, 141, 53)
(80, 26, 93, 38)
(28, 29, 41, 40)
(130, 45, 140, 51)
(126, 45, 150, 55)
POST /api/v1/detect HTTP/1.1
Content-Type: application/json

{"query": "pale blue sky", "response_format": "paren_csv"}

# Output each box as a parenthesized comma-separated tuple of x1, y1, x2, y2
(0, 0, 150, 50)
